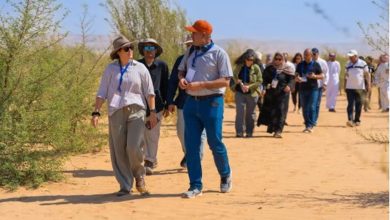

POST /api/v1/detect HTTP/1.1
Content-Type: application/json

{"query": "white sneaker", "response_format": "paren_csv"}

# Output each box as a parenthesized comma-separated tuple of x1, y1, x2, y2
(346, 121, 355, 127)
(182, 188, 202, 199)
(355, 122, 361, 126)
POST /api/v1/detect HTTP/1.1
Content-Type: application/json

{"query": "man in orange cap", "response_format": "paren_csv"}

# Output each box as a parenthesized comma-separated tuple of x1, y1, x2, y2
(177, 19, 233, 198)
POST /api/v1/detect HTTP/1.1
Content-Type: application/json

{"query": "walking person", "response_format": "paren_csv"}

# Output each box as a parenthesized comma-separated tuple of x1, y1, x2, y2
(375, 54, 389, 112)
(166, 35, 206, 168)
(311, 48, 328, 126)
(232, 49, 262, 138)
(138, 38, 169, 175)
(291, 53, 303, 113)
(364, 56, 376, 111)
(257, 52, 295, 138)
(178, 19, 233, 198)
(92, 35, 156, 196)
(326, 52, 340, 112)
(344, 50, 371, 127)
(296, 48, 324, 133)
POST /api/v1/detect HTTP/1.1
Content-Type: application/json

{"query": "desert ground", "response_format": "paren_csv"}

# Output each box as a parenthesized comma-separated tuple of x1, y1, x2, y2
(0, 89, 388, 220)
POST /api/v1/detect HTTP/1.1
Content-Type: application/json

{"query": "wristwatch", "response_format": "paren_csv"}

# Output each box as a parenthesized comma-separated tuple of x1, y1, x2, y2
(150, 109, 157, 113)
(91, 111, 101, 117)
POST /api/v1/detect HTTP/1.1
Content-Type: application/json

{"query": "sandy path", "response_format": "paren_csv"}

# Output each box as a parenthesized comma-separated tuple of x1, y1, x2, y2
(0, 90, 388, 220)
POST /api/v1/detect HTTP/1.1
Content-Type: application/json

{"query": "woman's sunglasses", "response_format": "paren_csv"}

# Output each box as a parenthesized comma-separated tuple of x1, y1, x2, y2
(122, 46, 133, 52)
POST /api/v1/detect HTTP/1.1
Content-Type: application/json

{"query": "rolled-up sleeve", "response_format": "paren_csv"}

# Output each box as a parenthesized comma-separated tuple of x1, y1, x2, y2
(217, 50, 233, 78)
(96, 65, 112, 99)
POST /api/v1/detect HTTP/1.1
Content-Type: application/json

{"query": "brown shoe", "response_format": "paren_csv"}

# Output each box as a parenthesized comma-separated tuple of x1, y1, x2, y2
(135, 176, 150, 195)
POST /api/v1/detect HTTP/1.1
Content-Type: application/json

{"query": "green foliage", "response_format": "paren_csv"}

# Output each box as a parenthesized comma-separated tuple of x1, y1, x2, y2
(105, 0, 188, 67)
(0, 0, 107, 189)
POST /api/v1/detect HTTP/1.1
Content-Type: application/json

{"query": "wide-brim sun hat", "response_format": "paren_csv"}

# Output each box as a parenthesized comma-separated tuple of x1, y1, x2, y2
(110, 35, 133, 60)
(138, 38, 163, 58)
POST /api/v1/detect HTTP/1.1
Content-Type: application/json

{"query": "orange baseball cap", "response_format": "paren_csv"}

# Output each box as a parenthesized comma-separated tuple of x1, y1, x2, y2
(185, 20, 213, 34)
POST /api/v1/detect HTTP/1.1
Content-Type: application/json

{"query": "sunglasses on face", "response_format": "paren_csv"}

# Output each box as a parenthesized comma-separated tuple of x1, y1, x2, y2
(144, 45, 156, 52)
(122, 46, 133, 52)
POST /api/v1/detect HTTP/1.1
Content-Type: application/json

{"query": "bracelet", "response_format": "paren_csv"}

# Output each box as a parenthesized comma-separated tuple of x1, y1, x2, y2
(149, 109, 157, 113)
(91, 111, 101, 117)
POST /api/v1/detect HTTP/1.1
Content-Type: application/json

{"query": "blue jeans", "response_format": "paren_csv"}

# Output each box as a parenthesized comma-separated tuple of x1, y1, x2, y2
(183, 95, 231, 191)
(300, 88, 319, 128)
(313, 87, 323, 126)
(346, 89, 364, 122)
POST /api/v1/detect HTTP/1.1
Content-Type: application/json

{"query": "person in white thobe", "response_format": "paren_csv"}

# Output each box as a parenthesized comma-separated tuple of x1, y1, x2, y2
(326, 53, 340, 111)
(375, 54, 389, 112)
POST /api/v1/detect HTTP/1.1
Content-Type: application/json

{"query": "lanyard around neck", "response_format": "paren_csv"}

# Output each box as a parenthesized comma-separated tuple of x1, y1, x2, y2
(118, 61, 131, 92)
(191, 42, 214, 68)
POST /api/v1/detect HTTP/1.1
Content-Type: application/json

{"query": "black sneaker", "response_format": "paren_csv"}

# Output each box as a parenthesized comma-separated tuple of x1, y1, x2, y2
(116, 189, 130, 197)
(180, 156, 187, 169)
(245, 133, 253, 138)
(236, 133, 244, 138)
(220, 173, 232, 193)
(144, 160, 156, 175)
(329, 109, 336, 112)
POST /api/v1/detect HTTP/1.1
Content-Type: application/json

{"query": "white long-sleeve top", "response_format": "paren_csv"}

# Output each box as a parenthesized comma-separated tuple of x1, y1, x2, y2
(327, 60, 341, 85)
(375, 62, 389, 86)
(315, 57, 329, 88)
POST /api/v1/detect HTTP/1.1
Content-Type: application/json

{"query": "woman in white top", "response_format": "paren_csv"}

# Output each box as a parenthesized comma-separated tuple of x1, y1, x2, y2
(91, 36, 157, 196)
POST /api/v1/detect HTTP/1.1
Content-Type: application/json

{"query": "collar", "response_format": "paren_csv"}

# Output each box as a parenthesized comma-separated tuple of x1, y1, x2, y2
(194, 41, 214, 52)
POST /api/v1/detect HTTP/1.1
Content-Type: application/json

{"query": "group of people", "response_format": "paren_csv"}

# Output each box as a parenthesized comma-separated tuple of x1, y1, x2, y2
(91, 18, 389, 199)
(233, 48, 389, 138)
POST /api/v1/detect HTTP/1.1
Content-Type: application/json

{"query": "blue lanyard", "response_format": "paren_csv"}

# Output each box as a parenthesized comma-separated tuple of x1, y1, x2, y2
(191, 42, 214, 68)
(118, 62, 131, 92)
(301, 61, 314, 76)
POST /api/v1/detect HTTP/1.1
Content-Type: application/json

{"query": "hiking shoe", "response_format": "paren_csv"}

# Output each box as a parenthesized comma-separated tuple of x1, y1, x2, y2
(180, 156, 187, 169)
(182, 188, 202, 199)
(220, 173, 232, 193)
(135, 177, 150, 195)
(346, 121, 355, 127)
(116, 189, 130, 197)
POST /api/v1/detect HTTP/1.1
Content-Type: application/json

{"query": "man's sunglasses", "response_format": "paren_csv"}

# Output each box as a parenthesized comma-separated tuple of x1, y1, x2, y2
(144, 45, 156, 52)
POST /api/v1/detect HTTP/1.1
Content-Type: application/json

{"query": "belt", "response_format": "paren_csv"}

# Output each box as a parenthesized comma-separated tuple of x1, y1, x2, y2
(189, 93, 223, 100)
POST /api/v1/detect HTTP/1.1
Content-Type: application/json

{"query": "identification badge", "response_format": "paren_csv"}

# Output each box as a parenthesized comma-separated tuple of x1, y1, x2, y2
(271, 79, 279, 88)
(301, 76, 307, 82)
(110, 93, 121, 108)
(185, 68, 196, 82)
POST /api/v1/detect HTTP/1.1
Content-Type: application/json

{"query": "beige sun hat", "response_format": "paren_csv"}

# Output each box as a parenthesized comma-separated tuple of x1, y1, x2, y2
(138, 38, 163, 58)
(110, 35, 133, 60)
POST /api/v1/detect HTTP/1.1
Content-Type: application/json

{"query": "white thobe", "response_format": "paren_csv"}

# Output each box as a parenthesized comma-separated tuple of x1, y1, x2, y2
(375, 62, 389, 110)
(326, 61, 340, 109)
